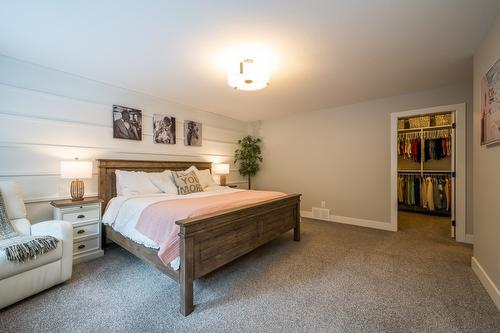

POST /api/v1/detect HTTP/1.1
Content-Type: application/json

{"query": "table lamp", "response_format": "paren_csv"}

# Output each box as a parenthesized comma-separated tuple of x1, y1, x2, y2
(213, 163, 230, 186)
(60, 159, 93, 201)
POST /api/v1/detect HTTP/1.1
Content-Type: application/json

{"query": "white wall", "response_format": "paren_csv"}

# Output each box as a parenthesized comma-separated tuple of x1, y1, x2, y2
(0, 55, 248, 222)
(253, 82, 473, 233)
(472, 12, 500, 310)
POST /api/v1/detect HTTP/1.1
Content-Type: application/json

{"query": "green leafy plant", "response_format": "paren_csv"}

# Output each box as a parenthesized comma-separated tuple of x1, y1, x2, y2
(234, 136, 263, 189)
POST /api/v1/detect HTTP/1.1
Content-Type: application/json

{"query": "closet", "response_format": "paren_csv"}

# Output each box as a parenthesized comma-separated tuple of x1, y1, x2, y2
(397, 112, 456, 237)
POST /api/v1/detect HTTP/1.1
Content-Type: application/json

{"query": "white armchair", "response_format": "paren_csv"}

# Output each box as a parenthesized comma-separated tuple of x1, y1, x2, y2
(0, 181, 73, 309)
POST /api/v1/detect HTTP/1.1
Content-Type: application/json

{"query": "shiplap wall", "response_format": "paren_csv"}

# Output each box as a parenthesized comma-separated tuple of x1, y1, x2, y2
(0, 55, 249, 222)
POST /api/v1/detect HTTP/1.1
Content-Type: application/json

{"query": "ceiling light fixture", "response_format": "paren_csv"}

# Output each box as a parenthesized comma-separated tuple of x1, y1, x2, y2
(227, 58, 270, 91)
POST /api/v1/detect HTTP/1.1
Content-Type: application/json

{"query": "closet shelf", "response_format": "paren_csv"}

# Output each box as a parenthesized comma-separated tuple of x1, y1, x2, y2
(397, 124, 453, 133)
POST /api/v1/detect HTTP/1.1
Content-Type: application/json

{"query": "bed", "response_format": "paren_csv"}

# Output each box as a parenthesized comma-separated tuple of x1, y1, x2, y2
(97, 159, 301, 316)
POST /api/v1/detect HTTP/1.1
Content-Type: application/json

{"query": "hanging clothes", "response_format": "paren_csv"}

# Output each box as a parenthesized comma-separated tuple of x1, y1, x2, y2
(414, 177, 420, 206)
(398, 121, 453, 215)
(420, 177, 428, 208)
(398, 176, 405, 203)
(398, 174, 451, 212)
(398, 128, 451, 162)
(445, 178, 452, 211)
(433, 177, 440, 209)
(438, 177, 447, 209)
(426, 177, 435, 211)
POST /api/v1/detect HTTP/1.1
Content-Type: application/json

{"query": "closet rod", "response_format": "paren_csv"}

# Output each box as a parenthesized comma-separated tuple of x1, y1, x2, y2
(398, 169, 452, 173)
(397, 124, 452, 133)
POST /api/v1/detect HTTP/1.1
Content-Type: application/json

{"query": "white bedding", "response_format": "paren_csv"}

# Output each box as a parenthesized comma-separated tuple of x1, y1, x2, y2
(102, 185, 243, 269)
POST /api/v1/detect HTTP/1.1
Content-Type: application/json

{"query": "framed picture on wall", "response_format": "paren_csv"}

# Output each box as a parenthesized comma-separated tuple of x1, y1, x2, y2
(113, 105, 142, 140)
(184, 120, 202, 146)
(153, 114, 176, 144)
(481, 57, 500, 145)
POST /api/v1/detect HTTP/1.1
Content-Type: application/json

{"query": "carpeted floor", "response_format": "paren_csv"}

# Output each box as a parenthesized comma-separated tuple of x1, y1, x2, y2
(1, 212, 499, 332)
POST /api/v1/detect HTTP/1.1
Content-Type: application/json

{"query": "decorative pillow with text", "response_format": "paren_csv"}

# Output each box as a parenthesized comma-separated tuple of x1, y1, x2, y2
(172, 171, 204, 195)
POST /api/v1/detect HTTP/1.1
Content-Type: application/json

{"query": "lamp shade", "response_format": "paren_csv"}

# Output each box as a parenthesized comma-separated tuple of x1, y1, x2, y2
(213, 163, 230, 175)
(60, 160, 93, 179)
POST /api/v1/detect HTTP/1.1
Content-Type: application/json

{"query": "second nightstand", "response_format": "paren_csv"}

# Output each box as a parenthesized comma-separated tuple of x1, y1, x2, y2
(51, 197, 104, 264)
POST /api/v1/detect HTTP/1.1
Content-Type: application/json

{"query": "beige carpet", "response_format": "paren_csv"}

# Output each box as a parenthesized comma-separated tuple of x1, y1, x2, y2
(1, 212, 499, 332)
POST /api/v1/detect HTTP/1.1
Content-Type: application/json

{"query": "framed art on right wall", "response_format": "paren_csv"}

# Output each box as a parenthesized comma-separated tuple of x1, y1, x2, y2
(481, 57, 500, 145)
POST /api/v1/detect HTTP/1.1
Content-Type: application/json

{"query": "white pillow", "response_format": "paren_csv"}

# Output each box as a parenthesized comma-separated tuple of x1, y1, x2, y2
(0, 181, 27, 220)
(148, 170, 178, 195)
(184, 165, 197, 174)
(183, 166, 216, 188)
(196, 169, 217, 188)
(115, 170, 161, 196)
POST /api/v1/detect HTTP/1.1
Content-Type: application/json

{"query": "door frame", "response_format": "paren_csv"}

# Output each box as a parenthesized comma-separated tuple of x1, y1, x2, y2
(390, 103, 467, 242)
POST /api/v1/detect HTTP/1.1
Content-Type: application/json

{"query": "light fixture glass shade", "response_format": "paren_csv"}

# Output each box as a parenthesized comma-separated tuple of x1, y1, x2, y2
(213, 163, 230, 175)
(60, 161, 93, 179)
(227, 59, 270, 91)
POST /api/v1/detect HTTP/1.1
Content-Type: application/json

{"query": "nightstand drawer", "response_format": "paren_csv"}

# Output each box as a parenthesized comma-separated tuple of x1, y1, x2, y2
(63, 209, 99, 224)
(73, 222, 100, 240)
(73, 237, 100, 255)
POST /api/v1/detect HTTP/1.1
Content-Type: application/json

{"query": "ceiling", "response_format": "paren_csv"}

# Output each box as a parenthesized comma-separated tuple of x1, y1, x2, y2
(1, 1, 499, 122)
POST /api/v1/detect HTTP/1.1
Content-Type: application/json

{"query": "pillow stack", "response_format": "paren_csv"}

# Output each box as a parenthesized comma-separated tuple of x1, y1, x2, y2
(115, 165, 217, 196)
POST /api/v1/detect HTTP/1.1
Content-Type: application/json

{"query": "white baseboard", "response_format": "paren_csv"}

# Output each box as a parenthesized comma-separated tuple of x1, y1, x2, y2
(464, 234, 474, 244)
(301, 210, 397, 232)
(471, 257, 500, 311)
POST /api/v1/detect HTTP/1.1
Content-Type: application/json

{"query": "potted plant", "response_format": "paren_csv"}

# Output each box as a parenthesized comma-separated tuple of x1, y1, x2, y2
(234, 136, 262, 189)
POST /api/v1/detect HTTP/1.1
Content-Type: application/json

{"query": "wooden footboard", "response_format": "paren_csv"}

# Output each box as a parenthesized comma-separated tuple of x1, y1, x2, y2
(177, 193, 301, 315)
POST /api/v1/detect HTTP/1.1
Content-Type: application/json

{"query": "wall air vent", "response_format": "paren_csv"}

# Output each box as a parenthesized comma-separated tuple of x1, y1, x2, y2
(312, 207, 330, 220)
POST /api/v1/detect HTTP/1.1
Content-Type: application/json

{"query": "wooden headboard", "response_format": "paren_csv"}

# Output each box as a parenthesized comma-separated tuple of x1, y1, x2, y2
(97, 159, 212, 210)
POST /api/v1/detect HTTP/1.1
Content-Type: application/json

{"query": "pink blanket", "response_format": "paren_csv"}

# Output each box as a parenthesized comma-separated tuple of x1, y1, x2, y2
(135, 190, 285, 265)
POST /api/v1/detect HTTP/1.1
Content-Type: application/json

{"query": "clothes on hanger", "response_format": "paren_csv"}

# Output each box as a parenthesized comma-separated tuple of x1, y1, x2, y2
(398, 137, 422, 162)
(426, 176, 435, 211)
(398, 174, 451, 212)
(445, 178, 451, 211)
(424, 138, 451, 161)
(398, 128, 452, 162)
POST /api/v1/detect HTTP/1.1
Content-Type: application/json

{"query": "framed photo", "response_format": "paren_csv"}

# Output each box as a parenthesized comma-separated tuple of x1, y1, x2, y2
(184, 120, 202, 146)
(113, 105, 142, 141)
(153, 114, 176, 144)
(481, 57, 500, 145)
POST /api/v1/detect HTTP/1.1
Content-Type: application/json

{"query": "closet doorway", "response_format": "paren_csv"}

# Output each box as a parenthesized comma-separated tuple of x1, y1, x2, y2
(390, 104, 466, 242)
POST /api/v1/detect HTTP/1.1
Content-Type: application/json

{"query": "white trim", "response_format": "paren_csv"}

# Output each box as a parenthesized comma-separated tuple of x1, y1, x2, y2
(301, 210, 397, 232)
(0, 141, 236, 158)
(23, 193, 99, 204)
(0, 172, 98, 177)
(22, 181, 248, 203)
(0, 169, 241, 177)
(390, 103, 467, 242)
(0, 112, 240, 146)
(464, 234, 474, 244)
(471, 257, 500, 311)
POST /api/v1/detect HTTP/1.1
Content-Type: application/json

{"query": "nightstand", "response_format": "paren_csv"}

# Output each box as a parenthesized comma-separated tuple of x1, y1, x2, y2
(50, 197, 104, 264)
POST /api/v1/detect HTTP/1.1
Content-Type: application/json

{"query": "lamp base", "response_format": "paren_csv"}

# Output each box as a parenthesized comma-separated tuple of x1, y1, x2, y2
(70, 179, 85, 201)
(220, 175, 226, 186)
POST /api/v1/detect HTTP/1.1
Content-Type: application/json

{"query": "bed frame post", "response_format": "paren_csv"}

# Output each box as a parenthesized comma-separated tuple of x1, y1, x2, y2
(179, 232, 194, 316)
(294, 201, 301, 241)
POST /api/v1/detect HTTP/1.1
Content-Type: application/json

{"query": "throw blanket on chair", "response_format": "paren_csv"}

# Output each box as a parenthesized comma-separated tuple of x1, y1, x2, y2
(0, 193, 58, 263)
